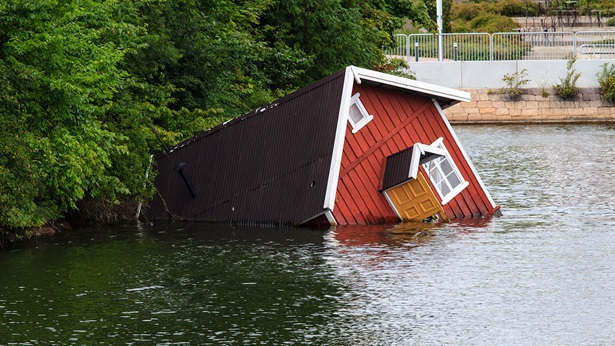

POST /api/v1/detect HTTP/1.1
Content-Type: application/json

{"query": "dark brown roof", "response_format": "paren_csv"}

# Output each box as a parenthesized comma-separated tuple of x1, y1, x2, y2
(381, 145, 444, 191)
(145, 70, 346, 225)
(381, 147, 415, 191)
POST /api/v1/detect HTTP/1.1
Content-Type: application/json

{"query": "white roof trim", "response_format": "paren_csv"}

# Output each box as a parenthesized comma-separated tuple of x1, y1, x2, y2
(349, 65, 362, 84)
(408, 142, 446, 180)
(325, 209, 338, 226)
(432, 99, 498, 209)
(323, 67, 355, 211)
(348, 66, 470, 103)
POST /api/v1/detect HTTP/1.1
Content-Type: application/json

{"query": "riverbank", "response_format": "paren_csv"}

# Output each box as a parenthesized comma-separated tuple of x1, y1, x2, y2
(444, 88, 615, 124)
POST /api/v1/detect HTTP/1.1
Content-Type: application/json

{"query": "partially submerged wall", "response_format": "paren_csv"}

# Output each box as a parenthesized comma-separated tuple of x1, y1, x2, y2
(444, 88, 615, 124)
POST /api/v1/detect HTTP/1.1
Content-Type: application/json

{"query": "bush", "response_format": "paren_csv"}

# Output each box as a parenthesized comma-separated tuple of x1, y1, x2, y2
(452, 3, 487, 22)
(469, 14, 519, 33)
(499, 0, 537, 17)
(501, 68, 530, 98)
(554, 58, 581, 99)
(450, 2, 520, 34)
(597, 63, 615, 102)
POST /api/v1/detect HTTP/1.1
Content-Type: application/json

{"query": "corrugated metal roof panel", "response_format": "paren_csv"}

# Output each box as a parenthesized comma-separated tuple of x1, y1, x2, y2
(146, 70, 346, 226)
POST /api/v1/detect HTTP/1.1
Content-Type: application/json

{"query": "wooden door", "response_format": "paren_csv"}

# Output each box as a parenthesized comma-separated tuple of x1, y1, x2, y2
(385, 171, 449, 222)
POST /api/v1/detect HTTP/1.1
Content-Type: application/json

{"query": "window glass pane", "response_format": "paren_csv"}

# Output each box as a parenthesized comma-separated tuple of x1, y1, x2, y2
(349, 103, 363, 124)
(430, 166, 444, 186)
(439, 180, 451, 196)
(448, 171, 461, 187)
(440, 158, 454, 176)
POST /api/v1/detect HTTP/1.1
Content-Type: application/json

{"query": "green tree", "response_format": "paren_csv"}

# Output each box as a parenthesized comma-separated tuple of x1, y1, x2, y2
(258, 0, 430, 85)
(0, 1, 141, 228)
(1, 0, 421, 233)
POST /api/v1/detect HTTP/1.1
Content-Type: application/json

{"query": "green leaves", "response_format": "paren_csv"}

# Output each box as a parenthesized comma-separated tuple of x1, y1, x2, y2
(0, 0, 421, 230)
(597, 63, 615, 103)
(0, 1, 135, 228)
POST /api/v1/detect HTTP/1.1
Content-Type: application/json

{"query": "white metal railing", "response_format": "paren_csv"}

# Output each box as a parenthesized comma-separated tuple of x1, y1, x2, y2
(575, 31, 615, 59)
(492, 32, 575, 60)
(387, 31, 615, 62)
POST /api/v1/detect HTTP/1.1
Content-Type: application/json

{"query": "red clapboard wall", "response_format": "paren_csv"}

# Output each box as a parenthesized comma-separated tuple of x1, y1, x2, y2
(332, 83, 497, 225)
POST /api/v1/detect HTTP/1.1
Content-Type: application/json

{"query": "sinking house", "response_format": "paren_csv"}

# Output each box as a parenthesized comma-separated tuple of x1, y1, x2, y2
(145, 66, 500, 226)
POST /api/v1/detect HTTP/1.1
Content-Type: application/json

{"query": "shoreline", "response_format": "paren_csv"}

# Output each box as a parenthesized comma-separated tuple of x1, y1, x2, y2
(444, 88, 615, 124)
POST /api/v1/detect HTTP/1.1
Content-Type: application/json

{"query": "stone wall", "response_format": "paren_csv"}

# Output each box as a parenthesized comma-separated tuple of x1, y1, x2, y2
(444, 88, 615, 124)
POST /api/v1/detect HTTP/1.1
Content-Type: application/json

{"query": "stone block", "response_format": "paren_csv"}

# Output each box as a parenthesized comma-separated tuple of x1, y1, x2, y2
(549, 113, 567, 120)
(539, 108, 555, 116)
(467, 112, 483, 121)
(496, 108, 510, 116)
(447, 113, 468, 121)
(509, 109, 523, 117)
(487, 92, 507, 102)
(568, 107, 588, 117)
(492, 101, 506, 109)
(479, 93, 491, 101)
(514, 101, 527, 109)
(481, 107, 497, 115)
(477, 101, 493, 108)
(525, 101, 539, 109)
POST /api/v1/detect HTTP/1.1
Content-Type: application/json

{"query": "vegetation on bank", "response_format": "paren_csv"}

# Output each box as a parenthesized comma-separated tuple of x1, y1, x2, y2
(0, 0, 433, 237)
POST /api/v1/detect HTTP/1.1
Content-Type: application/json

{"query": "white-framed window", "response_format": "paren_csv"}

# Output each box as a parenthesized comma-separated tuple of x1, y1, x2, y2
(348, 93, 373, 133)
(422, 138, 469, 205)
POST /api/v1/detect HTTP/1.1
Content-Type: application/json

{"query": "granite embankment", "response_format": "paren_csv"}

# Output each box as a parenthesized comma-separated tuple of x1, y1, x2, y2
(445, 88, 615, 124)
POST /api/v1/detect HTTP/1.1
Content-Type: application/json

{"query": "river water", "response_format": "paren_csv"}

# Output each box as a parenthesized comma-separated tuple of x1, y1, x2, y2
(1, 124, 615, 345)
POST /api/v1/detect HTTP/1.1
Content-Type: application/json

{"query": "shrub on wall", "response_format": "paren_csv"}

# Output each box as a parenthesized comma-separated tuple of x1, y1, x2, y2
(500, 69, 530, 98)
(597, 63, 615, 102)
(554, 58, 581, 99)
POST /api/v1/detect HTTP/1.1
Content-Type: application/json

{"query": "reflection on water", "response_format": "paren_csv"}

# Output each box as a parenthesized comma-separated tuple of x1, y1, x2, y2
(1, 125, 615, 345)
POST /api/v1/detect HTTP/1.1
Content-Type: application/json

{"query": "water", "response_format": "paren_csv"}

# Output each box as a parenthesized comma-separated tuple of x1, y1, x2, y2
(1, 124, 615, 345)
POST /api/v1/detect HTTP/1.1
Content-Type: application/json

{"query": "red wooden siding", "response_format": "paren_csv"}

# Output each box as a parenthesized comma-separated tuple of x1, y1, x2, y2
(332, 83, 496, 224)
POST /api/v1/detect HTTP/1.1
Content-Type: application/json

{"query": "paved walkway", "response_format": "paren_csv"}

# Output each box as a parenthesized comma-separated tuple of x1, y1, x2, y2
(513, 15, 611, 32)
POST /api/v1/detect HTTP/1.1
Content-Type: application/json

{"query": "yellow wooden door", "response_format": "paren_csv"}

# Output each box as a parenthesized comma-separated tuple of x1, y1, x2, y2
(385, 171, 449, 222)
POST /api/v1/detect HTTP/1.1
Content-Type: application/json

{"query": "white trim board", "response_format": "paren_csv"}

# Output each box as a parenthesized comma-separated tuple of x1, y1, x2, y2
(432, 99, 498, 209)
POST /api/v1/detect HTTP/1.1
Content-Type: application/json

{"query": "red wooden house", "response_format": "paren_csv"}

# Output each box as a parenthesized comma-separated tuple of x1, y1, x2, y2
(145, 66, 500, 226)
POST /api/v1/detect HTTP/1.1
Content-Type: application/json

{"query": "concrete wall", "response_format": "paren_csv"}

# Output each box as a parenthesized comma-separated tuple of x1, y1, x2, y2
(408, 59, 615, 89)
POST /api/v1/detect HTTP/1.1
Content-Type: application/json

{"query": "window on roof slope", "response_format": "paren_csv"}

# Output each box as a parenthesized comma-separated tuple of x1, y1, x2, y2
(422, 138, 469, 205)
(348, 93, 373, 133)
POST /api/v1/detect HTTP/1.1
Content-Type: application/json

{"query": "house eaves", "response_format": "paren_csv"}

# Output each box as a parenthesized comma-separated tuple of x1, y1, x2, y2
(348, 66, 470, 106)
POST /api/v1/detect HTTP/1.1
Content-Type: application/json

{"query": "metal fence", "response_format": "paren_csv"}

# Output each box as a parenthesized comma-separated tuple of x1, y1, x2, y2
(384, 31, 615, 62)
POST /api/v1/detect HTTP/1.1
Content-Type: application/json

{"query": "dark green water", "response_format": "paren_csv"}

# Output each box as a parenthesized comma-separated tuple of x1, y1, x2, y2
(2, 125, 615, 345)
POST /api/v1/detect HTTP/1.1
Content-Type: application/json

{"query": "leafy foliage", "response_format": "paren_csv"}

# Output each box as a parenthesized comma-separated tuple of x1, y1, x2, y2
(501, 69, 530, 98)
(0, 1, 135, 228)
(0, 0, 427, 232)
(597, 63, 615, 103)
(450, 0, 520, 33)
(554, 58, 581, 99)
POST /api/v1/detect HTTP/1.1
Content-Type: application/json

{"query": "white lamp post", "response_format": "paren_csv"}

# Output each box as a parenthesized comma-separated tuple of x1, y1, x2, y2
(437, 0, 443, 61)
